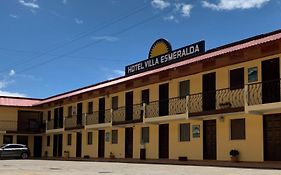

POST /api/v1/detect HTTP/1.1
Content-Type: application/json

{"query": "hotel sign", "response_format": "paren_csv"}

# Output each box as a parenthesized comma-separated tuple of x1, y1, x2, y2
(125, 40, 205, 76)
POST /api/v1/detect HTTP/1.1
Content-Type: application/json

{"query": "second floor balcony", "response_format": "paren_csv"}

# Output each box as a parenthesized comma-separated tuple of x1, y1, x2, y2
(65, 114, 85, 130)
(85, 109, 112, 129)
(0, 120, 17, 133)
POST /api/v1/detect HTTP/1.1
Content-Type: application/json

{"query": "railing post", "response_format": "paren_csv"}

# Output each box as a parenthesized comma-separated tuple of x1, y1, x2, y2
(244, 84, 248, 113)
(110, 109, 113, 125)
(84, 113, 87, 128)
(186, 95, 189, 119)
(45, 120, 48, 131)
(142, 103, 146, 123)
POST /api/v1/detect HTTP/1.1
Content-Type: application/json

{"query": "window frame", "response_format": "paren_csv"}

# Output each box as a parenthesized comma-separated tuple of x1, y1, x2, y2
(67, 134, 72, 146)
(179, 123, 190, 142)
(229, 67, 245, 90)
(179, 80, 190, 99)
(87, 132, 93, 145)
(111, 130, 118, 144)
(230, 118, 246, 140)
(111, 96, 118, 110)
(141, 127, 149, 144)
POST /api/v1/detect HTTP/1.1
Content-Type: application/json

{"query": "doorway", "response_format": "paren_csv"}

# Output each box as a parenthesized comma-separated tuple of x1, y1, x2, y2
(262, 58, 280, 104)
(125, 127, 133, 158)
(125, 92, 133, 121)
(98, 130, 105, 158)
(202, 72, 216, 111)
(77, 103, 83, 125)
(264, 114, 281, 161)
(53, 134, 63, 157)
(159, 124, 169, 159)
(203, 120, 217, 160)
(159, 83, 169, 116)
(33, 136, 42, 158)
(76, 132, 82, 157)
(99, 98, 105, 123)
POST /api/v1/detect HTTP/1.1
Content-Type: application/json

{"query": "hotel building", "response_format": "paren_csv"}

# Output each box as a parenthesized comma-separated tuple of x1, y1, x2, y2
(1, 29, 281, 162)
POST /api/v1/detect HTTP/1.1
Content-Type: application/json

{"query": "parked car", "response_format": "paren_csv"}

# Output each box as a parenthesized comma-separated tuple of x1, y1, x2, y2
(0, 144, 30, 159)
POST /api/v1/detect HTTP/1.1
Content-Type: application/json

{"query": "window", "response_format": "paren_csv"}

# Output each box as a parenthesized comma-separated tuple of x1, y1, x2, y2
(179, 80, 190, 98)
(67, 134, 72, 145)
(47, 136, 50, 146)
(231, 118, 245, 140)
(3, 135, 13, 144)
(141, 89, 150, 104)
(230, 68, 244, 89)
(111, 130, 118, 144)
(68, 106, 72, 117)
(112, 96, 118, 110)
(248, 67, 258, 83)
(47, 111, 51, 121)
(88, 102, 93, 114)
(180, 123, 190, 142)
(141, 127, 149, 143)
(87, 132, 93, 145)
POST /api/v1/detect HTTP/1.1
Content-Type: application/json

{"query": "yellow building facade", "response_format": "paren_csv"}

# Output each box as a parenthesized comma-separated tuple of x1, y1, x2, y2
(1, 29, 281, 162)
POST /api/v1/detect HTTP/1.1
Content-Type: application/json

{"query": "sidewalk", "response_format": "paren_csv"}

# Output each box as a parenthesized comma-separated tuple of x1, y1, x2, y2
(38, 157, 281, 170)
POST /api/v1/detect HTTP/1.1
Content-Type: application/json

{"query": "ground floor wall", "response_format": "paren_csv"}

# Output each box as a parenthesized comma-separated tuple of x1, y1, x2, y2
(39, 113, 266, 162)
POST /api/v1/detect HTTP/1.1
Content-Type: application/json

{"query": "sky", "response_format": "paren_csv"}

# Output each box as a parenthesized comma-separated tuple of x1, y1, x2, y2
(0, 0, 281, 98)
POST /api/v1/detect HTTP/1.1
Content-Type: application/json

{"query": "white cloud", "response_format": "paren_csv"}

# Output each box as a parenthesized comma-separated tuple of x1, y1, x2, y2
(74, 18, 84, 24)
(91, 36, 119, 42)
(112, 70, 125, 76)
(9, 14, 18, 18)
(0, 90, 26, 97)
(202, 0, 270, 10)
(176, 3, 193, 17)
(18, 0, 39, 9)
(9, 70, 16, 76)
(164, 15, 175, 20)
(62, 0, 67, 4)
(151, 0, 170, 10)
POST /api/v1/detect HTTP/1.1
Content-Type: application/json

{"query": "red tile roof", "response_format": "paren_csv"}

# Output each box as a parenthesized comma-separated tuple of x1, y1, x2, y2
(0, 96, 41, 107)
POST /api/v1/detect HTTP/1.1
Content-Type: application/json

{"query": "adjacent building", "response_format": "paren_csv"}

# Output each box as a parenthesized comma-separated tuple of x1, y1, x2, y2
(1, 29, 281, 162)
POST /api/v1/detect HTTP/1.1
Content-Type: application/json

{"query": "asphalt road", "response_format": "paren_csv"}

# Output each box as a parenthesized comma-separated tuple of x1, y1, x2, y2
(0, 160, 281, 175)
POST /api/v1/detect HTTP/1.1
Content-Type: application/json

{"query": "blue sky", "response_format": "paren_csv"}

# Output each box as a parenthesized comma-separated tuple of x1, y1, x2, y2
(0, 0, 281, 98)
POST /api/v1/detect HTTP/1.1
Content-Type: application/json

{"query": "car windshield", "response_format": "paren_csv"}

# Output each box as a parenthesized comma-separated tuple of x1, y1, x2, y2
(0, 144, 7, 148)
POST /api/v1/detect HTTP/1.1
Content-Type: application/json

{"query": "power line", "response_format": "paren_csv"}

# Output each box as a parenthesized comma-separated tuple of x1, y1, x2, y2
(16, 9, 172, 74)
(0, 4, 149, 73)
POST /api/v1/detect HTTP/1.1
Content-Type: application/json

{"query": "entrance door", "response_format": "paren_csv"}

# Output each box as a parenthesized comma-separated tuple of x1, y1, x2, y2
(59, 107, 63, 128)
(159, 124, 169, 159)
(125, 127, 133, 158)
(17, 136, 28, 146)
(125, 91, 133, 121)
(33, 136, 42, 158)
(202, 73, 216, 111)
(99, 98, 105, 123)
(264, 114, 281, 161)
(262, 58, 280, 104)
(98, 130, 105, 158)
(77, 103, 83, 125)
(203, 120, 217, 160)
(159, 83, 169, 116)
(53, 134, 63, 157)
(76, 132, 82, 157)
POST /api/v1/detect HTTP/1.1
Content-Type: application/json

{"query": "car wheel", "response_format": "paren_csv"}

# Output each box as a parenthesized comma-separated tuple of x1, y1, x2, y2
(21, 152, 28, 159)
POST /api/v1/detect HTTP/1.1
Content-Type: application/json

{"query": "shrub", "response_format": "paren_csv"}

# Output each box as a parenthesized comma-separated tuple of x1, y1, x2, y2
(229, 149, 239, 157)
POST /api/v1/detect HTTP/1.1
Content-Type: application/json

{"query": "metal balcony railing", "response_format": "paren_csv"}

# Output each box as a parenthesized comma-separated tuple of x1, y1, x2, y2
(112, 104, 142, 124)
(65, 114, 85, 129)
(0, 120, 17, 131)
(146, 97, 187, 118)
(248, 79, 281, 105)
(46, 119, 63, 130)
(86, 109, 111, 125)
(188, 88, 244, 116)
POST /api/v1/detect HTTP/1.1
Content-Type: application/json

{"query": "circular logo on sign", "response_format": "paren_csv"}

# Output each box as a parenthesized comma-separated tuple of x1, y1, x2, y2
(148, 38, 172, 59)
